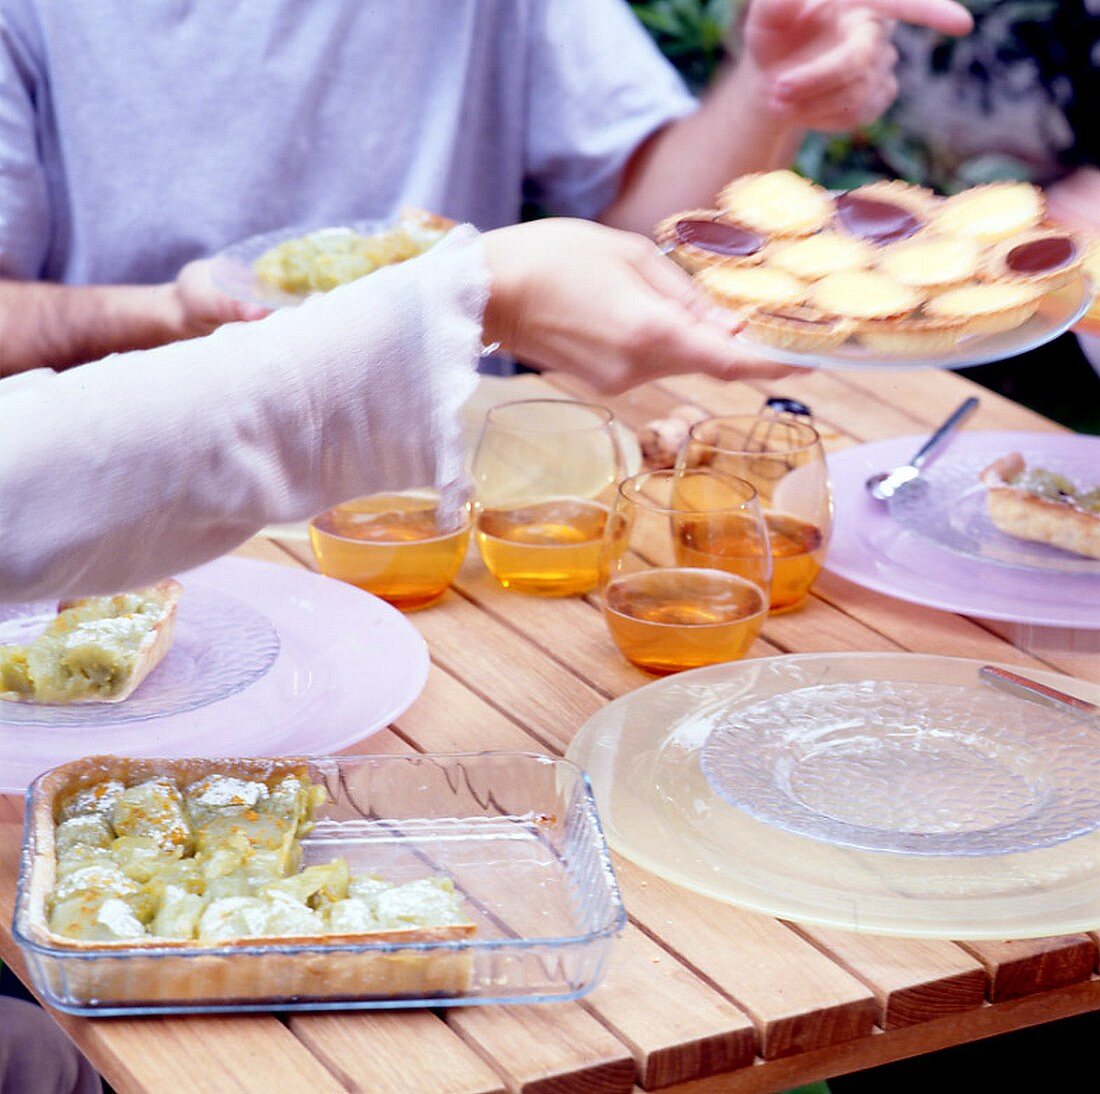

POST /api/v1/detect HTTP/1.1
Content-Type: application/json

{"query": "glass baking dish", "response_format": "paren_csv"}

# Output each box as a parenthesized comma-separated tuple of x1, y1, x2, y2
(13, 751, 626, 1016)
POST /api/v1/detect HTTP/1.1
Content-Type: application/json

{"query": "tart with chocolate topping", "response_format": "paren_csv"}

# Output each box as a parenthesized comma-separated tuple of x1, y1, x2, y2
(808, 270, 922, 321)
(931, 182, 1044, 243)
(981, 229, 1083, 291)
(834, 181, 936, 246)
(875, 235, 982, 294)
(925, 283, 1043, 336)
(697, 264, 807, 310)
(655, 209, 767, 273)
(744, 306, 854, 352)
(718, 170, 833, 237)
(764, 233, 874, 281)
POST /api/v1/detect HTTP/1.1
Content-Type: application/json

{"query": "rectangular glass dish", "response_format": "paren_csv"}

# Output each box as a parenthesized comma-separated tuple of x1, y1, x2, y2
(13, 751, 626, 1016)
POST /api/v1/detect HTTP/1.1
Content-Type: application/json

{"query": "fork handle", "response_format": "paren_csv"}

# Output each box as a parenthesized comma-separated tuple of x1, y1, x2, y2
(910, 397, 980, 470)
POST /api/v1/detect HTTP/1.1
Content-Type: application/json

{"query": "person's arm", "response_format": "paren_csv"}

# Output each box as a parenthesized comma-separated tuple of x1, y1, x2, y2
(0, 267, 269, 376)
(600, 0, 974, 233)
(0, 219, 787, 603)
(1046, 167, 1100, 234)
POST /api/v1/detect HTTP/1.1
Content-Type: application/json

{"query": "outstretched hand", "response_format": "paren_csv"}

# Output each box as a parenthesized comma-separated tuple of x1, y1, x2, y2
(742, 0, 974, 131)
(172, 259, 271, 339)
(482, 219, 792, 394)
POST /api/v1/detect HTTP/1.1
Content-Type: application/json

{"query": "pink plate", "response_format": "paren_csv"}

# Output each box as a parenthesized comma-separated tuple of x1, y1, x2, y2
(826, 431, 1100, 628)
(0, 557, 429, 793)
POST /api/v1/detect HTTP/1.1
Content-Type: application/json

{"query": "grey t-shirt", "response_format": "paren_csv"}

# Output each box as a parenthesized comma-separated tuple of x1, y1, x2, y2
(0, 0, 695, 284)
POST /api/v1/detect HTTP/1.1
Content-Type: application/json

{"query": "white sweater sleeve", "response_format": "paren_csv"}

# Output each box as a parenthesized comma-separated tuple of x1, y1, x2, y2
(0, 226, 487, 602)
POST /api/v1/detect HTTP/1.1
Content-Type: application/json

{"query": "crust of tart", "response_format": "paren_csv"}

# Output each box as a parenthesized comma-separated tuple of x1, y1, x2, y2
(22, 756, 476, 1006)
(1, 580, 182, 705)
(980, 454, 1100, 560)
(931, 183, 1045, 243)
(744, 306, 854, 352)
(980, 228, 1084, 291)
(655, 208, 766, 273)
(718, 170, 833, 237)
(856, 314, 969, 355)
(926, 283, 1043, 336)
(697, 264, 807, 309)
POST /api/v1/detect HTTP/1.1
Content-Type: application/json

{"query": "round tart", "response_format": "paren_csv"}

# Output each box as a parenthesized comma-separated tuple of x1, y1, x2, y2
(980, 229, 1084, 291)
(834, 181, 936, 245)
(925, 282, 1043, 336)
(808, 270, 922, 320)
(931, 183, 1044, 243)
(744, 306, 854, 352)
(875, 235, 982, 293)
(718, 170, 833, 237)
(857, 314, 968, 356)
(764, 233, 874, 280)
(697, 265, 807, 310)
(655, 209, 767, 273)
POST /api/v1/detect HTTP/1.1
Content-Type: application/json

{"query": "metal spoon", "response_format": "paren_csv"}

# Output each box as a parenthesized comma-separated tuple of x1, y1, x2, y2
(979, 665, 1100, 724)
(865, 396, 980, 501)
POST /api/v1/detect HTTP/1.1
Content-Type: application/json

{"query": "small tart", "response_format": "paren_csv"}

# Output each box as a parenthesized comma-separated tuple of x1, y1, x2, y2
(875, 235, 982, 292)
(980, 229, 1083, 290)
(931, 183, 1044, 243)
(981, 453, 1100, 560)
(697, 264, 807, 310)
(808, 270, 922, 320)
(718, 170, 833, 237)
(744, 306, 854, 352)
(764, 232, 874, 280)
(655, 209, 767, 273)
(857, 314, 968, 356)
(926, 282, 1043, 336)
(834, 181, 936, 245)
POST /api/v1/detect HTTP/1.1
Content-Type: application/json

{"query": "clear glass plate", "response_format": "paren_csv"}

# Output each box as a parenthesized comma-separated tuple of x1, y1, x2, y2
(208, 218, 387, 309)
(566, 653, 1100, 939)
(0, 587, 280, 727)
(700, 679, 1100, 855)
(733, 275, 1093, 371)
(887, 449, 1100, 576)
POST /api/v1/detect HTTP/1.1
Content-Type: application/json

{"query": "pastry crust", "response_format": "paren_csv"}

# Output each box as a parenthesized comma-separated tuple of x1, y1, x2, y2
(1, 580, 182, 705)
(857, 314, 969, 355)
(718, 171, 833, 237)
(744, 306, 854, 352)
(20, 756, 475, 1007)
(654, 209, 766, 273)
(926, 283, 1043, 336)
(981, 454, 1100, 560)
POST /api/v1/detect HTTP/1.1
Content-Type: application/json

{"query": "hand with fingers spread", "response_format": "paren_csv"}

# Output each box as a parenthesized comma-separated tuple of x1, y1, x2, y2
(482, 219, 793, 394)
(743, 0, 974, 132)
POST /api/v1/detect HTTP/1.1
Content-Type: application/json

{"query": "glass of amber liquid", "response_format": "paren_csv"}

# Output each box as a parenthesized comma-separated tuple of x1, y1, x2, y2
(600, 469, 772, 675)
(472, 399, 623, 596)
(309, 490, 471, 610)
(678, 415, 831, 613)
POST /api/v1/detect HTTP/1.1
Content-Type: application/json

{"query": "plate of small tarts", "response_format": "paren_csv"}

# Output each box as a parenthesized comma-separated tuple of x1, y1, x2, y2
(658, 172, 1095, 369)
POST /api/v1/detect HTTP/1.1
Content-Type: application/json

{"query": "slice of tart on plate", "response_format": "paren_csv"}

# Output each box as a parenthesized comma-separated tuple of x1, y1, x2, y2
(980, 453, 1100, 560)
(0, 581, 182, 704)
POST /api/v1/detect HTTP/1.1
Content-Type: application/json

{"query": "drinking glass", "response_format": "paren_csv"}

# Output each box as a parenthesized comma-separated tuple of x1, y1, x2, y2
(599, 469, 772, 675)
(471, 399, 623, 596)
(677, 415, 832, 612)
(309, 489, 472, 610)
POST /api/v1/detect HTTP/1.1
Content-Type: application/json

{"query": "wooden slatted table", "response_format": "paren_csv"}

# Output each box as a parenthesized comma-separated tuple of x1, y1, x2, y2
(2, 363, 1098, 1094)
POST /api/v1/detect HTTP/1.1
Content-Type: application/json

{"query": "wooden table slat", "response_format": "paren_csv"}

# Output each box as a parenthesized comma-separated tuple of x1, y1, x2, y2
(958, 937, 1100, 1002)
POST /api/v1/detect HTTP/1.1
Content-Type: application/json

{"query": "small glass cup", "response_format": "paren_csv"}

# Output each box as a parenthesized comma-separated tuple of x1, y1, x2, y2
(309, 490, 471, 611)
(471, 399, 623, 596)
(599, 469, 772, 675)
(677, 415, 832, 612)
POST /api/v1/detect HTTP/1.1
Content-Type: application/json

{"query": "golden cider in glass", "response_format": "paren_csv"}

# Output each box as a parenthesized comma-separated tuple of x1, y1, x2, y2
(603, 568, 767, 675)
(475, 498, 608, 596)
(310, 493, 471, 610)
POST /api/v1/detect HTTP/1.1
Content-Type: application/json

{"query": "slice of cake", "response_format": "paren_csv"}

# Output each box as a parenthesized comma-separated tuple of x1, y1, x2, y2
(0, 580, 181, 704)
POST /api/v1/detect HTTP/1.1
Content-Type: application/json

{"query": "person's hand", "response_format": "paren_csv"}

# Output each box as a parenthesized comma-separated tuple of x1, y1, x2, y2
(482, 219, 793, 394)
(741, 0, 974, 132)
(171, 259, 270, 339)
